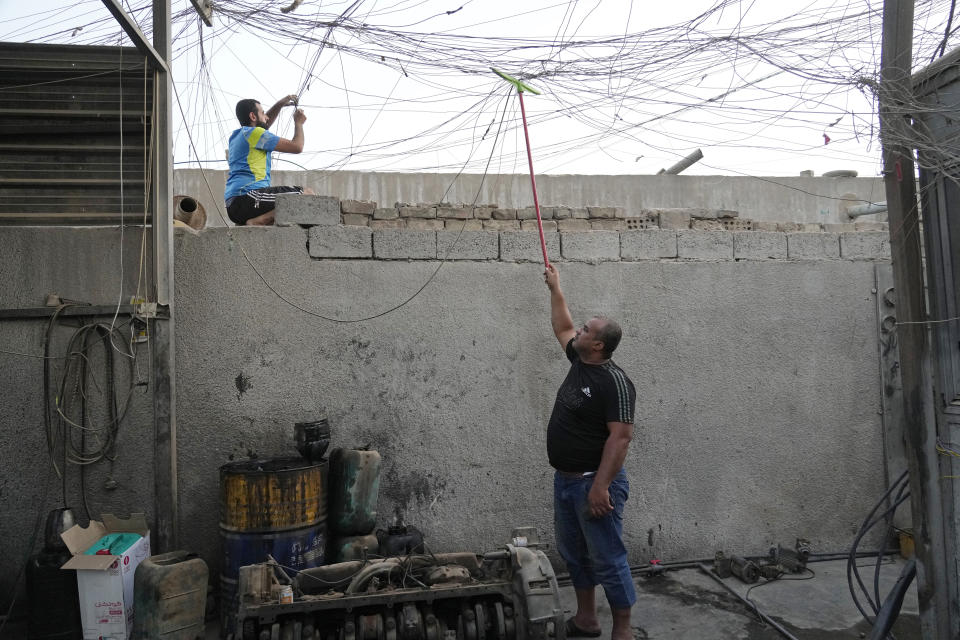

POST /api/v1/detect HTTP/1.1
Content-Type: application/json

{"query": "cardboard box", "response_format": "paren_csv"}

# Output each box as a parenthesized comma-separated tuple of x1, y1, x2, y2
(61, 513, 151, 640)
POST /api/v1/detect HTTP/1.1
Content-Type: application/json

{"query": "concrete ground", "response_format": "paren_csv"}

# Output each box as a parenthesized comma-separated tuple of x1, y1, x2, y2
(565, 558, 920, 640)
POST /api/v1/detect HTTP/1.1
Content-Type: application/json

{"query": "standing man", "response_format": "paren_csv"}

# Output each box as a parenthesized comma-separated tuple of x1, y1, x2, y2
(543, 263, 637, 640)
(225, 95, 315, 226)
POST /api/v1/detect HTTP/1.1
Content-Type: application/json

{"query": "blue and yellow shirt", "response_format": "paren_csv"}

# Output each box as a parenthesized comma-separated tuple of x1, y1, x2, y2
(224, 126, 281, 200)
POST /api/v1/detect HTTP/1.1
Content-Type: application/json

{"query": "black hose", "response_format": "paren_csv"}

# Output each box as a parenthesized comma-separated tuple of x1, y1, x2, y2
(868, 558, 916, 640)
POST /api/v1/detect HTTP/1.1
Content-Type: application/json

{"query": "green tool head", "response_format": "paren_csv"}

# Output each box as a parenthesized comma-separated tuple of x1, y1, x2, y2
(491, 68, 541, 95)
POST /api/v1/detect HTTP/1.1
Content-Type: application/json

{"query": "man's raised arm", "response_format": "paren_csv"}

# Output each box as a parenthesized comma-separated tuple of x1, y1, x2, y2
(544, 264, 575, 348)
(264, 94, 298, 129)
(273, 108, 306, 154)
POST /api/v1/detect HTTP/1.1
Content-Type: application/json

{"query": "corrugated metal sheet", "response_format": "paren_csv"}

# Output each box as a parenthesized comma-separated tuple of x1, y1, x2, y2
(0, 42, 153, 224)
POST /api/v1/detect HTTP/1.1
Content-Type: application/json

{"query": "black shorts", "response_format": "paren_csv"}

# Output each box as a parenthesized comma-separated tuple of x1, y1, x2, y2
(226, 186, 303, 225)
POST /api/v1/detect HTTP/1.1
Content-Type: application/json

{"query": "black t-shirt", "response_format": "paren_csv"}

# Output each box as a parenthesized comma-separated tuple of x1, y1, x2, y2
(547, 338, 637, 472)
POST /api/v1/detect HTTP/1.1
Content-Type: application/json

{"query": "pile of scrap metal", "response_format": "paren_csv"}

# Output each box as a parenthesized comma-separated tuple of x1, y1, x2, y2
(712, 539, 811, 584)
(226, 542, 566, 640)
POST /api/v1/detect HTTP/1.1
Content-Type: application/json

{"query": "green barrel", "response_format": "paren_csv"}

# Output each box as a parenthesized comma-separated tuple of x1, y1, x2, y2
(328, 449, 381, 536)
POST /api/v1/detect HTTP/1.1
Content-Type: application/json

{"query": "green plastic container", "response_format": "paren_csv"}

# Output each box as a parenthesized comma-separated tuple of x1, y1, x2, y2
(328, 449, 381, 535)
(131, 550, 208, 639)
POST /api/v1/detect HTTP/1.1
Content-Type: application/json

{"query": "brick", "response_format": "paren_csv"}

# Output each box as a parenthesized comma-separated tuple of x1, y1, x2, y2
(689, 208, 739, 220)
(275, 194, 340, 226)
(752, 221, 779, 232)
(822, 223, 856, 232)
(492, 208, 517, 220)
(370, 219, 405, 230)
(473, 207, 495, 220)
(561, 231, 620, 262)
(571, 208, 589, 219)
(677, 231, 734, 260)
(399, 206, 436, 219)
(500, 231, 560, 262)
(308, 226, 371, 258)
(590, 220, 625, 231)
(437, 206, 472, 219)
(658, 210, 691, 230)
(691, 219, 724, 231)
(373, 230, 437, 259)
(621, 230, 678, 259)
(342, 213, 370, 226)
(373, 207, 399, 220)
(483, 220, 520, 231)
(721, 218, 754, 231)
(777, 222, 802, 232)
(553, 207, 573, 219)
(445, 219, 483, 230)
(855, 221, 888, 231)
(406, 219, 444, 231)
(521, 220, 557, 232)
(587, 206, 625, 219)
(787, 232, 841, 260)
(733, 231, 787, 260)
(799, 223, 823, 232)
(841, 232, 890, 260)
(340, 199, 376, 215)
(518, 206, 554, 220)
(557, 219, 592, 232)
(437, 231, 499, 260)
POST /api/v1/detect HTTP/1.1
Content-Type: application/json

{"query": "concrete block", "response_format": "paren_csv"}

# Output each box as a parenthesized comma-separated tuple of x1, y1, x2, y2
(689, 208, 739, 220)
(518, 206, 554, 220)
(855, 221, 888, 231)
(571, 208, 589, 219)
(733, 232, 787, 260)
(677, 231, 734, 260)
(841, 232, 890, 260)
(445, 219, 483, 230)
(373, 230, 437, 259)
(473, 207, 495, 220)
(373, 207, 399, 220)
(437, 231, 499, 260)
(308, 226, 372, 258)
(483, 220, 520, 231)
(521, 220, 557, 232)
(787, 233, 841, 260)
(800, 223, 823, 232)
(561, 231, 621, 262)
(822, 223, 856, 232)
(621, 230, 678, 259)
(275, 194, 340, 226)
(691, 219, 724, 231)
(399, 206, 436, 219)
(659, 210, 691, 230)
(406, 219, 444, 231)
(342, 213, 370, 226)
(341, 199, 376, 215)
(588, 206, 625, 219)
(492, 208, 517, 220)
(370, 219, 405, 230)
(557, 219, 592, 232)
(553, 207, 573, 219)
(437, 206, 472, 219)
(500, 231, 560, 262)
(590, 220, 625, 231)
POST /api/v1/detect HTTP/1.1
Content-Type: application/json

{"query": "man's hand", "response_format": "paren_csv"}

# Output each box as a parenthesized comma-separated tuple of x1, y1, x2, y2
(281, 94, 299, 107)
(544, 264, 560, 292)
(293, 108, 307, 125)
(587, 481, 614, 518)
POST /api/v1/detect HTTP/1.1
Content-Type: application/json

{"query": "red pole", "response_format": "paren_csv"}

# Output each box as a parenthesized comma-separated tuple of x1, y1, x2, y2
(516, 91, 549, 267)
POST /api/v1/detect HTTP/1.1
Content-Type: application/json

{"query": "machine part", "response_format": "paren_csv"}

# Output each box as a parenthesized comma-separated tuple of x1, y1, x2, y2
(229, 546, 565, 640)
(728, 555, 760, 584)
(509, 527, 543, 550)
(759, 564, 782, 581)
(713, 551, 732, 579)
(770, 540, 810, 574)
(294, 418, 331, 463)
(377, 525, 425, 557)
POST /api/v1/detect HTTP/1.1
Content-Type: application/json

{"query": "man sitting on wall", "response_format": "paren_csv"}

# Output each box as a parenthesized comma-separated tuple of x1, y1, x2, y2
(225, 95, 315, 226)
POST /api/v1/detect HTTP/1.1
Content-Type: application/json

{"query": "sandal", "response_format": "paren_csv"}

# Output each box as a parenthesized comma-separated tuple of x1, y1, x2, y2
(565, 618, 602, 638)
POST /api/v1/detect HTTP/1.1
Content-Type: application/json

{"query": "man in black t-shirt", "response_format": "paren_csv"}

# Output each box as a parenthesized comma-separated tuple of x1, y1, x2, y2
(544, 264, 636, 640)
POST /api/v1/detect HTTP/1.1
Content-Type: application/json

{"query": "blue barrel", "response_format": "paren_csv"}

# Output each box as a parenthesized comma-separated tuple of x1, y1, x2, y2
(219, 458, 328, 636)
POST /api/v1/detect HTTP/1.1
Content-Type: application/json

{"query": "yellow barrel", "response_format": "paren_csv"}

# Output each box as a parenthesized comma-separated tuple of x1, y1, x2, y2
(220, 457, 326, 532)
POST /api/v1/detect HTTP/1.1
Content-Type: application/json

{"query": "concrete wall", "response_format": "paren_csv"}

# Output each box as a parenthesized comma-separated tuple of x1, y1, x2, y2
(175, 169, 887, 227)
(0, 223, 894, 610)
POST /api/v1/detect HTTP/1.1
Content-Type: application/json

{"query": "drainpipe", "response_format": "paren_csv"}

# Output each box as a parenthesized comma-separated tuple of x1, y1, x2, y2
(847, 202, 888, 218)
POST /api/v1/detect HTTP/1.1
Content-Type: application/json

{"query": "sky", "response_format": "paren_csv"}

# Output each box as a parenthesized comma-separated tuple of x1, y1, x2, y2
(1, 0, 957, 179)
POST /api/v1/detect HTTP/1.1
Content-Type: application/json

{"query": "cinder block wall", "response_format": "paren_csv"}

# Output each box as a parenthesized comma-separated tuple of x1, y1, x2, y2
(0, 218, 894, 608)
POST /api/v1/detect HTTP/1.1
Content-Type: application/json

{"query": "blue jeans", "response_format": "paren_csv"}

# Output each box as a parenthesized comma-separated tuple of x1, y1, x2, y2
(554, 468, 636, 609)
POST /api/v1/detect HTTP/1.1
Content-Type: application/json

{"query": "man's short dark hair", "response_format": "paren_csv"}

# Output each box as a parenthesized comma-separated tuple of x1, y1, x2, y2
(593, 316, 622, 357)
(235, 99, 260, 126)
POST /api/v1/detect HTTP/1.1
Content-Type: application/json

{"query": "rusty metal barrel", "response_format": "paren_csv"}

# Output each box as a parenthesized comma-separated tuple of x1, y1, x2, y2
(219, 457, 328, 635)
